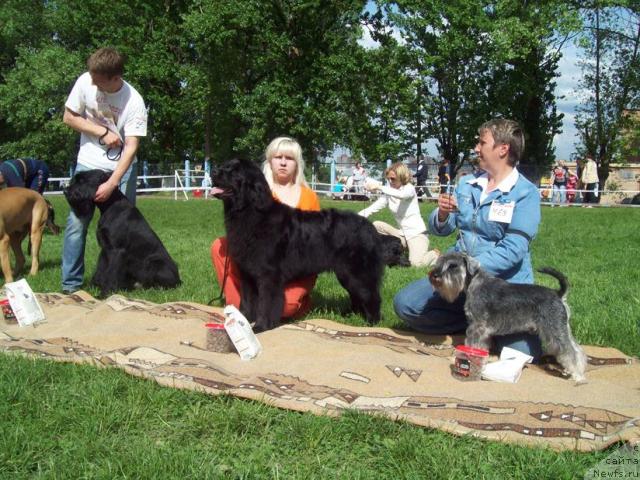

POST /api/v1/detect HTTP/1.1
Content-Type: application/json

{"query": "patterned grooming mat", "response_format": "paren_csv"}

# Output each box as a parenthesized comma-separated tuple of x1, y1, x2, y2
(1, 291, 638, 452)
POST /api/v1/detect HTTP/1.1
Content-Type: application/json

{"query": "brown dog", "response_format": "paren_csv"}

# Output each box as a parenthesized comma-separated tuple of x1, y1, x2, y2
(0, 187, 59, 284)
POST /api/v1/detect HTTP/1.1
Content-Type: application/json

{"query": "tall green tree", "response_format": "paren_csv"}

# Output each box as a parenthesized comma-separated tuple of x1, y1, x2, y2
(487, 1, 581, 180)
(182, 0, 372, 169)
(379, 0, 493, 174)
(374, 0, 578, 180)
(353, 41, 418, 162)
(575, 1, 640, 185)
(0, 44, 83, 171)
(0, 0, 191, 172)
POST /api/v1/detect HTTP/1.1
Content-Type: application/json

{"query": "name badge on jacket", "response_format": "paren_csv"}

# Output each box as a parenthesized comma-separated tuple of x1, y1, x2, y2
(488, 201, 515, 223)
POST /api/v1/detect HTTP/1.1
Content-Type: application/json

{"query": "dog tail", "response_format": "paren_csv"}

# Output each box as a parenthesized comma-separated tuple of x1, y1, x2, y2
(537, 267, 569, 298)
(45, 200, 61, 235)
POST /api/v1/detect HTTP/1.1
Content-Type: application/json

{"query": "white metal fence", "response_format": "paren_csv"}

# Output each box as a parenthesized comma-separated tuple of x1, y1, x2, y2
(43, 173, 640, 206)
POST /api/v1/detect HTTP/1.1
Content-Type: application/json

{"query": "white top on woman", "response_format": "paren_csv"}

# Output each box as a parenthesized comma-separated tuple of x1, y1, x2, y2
(358, 183, 427, 239)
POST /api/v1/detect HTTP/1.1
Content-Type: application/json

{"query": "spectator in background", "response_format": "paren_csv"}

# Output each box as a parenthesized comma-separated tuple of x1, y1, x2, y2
(550, 160, 568, 206)
(566, 169, 579, 204)
(331, 176, 347, 199)
(346, 161, 367, 194)
(437, 158, 451, 193)
(0, 158, 50, 193)
(414, 156, 430, 199)
(352, 161, 366, 183)
(202, 172, 212, 198)
(581, 155, 599, 207)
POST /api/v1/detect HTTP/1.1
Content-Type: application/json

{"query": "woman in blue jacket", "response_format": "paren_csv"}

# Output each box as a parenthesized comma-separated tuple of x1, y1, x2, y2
(393, 119, 543, 358)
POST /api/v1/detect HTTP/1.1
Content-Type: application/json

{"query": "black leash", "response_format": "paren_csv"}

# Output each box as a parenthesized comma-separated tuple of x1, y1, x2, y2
(98, 127, 123, 161)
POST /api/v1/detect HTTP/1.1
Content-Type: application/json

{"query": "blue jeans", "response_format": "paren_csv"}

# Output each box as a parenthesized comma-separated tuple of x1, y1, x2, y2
(552, 184, 566, 204)
(61, 163, 135, 292)
(393, 277, 543, 360)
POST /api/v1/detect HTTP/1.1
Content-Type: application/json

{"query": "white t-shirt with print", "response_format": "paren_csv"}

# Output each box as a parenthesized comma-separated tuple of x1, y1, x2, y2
(65, 72, 147, 171)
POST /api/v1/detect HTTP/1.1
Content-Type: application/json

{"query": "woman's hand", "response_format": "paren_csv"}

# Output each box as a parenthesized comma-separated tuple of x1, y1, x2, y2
(437, 193, 458, 222)
(365, 179, 381, 192)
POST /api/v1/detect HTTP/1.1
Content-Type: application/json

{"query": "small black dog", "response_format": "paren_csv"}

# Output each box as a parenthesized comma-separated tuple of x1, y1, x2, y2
(65, 170, 180, 297)
(211, 158, 385, 332)
(378, 234, 411, 267)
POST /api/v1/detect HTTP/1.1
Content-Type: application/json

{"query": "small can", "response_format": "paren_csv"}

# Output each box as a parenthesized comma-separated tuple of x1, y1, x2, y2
(205, 322, 235, 353)
(1, 298, 17, 324)
(452, 345, 489, 381)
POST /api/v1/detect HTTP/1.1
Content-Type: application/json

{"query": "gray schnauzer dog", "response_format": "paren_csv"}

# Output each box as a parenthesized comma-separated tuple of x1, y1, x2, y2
(429, 252, 587, 383)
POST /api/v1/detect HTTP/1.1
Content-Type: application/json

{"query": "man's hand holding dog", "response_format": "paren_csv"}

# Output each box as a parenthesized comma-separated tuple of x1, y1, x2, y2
(437, 193, 458, 222)
(95, 178, 118, 203)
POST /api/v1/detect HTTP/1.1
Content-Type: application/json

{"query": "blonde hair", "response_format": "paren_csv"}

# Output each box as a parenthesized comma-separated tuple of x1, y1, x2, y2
(262, 136, 308, 188)
(385, 162, 411, 186)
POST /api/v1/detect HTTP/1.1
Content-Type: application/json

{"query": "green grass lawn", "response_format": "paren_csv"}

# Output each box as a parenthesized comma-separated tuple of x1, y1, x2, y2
(1, 196, 639, 479)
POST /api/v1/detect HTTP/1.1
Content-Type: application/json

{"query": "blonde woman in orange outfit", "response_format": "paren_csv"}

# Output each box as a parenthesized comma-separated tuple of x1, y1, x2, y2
(211, 137, 319, 319)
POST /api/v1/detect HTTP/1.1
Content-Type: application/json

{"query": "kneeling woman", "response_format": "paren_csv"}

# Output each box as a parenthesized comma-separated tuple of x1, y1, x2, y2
(359, 162, 439, 268)
(211, 137, 320, 319)
(393, 119, 543, 359)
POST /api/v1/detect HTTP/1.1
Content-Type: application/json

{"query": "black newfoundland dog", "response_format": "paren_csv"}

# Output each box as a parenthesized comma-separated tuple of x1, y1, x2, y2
(211, 158, 390, 332)
(65, 169, 181, 297)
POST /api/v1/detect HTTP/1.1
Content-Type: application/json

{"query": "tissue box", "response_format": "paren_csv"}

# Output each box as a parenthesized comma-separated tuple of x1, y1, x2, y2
(223, 305, 262, 360)
(481, 347, 533, 383)
(4, 279, 45, 327)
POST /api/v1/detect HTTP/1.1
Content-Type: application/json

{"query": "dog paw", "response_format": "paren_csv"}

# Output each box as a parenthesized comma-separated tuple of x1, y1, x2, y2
(252, 323, 267, 333)
(573, 377, 588, 386)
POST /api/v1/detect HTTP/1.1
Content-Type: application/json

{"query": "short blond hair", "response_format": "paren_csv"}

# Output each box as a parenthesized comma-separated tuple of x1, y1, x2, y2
(262, 137, 307, 188)
(385, 162, 411, 185)
(478, 119, 525, 166)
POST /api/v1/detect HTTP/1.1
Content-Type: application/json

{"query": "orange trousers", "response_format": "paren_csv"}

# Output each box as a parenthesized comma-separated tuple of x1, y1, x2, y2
(211, 237, 316, 319)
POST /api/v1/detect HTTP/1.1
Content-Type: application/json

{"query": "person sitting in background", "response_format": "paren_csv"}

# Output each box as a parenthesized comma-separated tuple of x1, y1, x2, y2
(0, 158, 50, 193)
(359, 162, 439, 268)
(211, 136, 320, 319)
(331, 176, 347, 199)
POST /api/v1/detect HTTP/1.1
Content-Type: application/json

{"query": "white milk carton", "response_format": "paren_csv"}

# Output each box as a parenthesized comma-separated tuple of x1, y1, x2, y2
(223, 305, 262, 360)
(4, 279, 45, 327)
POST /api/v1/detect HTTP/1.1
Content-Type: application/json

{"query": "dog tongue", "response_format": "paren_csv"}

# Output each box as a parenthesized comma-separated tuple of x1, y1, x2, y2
(210, 187, 225, 196)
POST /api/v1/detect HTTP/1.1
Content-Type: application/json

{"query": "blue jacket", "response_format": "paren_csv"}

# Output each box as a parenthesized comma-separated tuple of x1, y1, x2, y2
(0, 158, 48, 188)
(428, 170, 541, 284)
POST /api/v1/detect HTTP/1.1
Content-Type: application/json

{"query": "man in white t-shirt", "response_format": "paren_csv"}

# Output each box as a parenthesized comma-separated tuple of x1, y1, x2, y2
(61, 47, 147, 293)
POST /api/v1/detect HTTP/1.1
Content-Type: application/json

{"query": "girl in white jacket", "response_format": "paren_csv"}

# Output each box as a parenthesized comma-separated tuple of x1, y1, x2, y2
(359, 162, 439, 267)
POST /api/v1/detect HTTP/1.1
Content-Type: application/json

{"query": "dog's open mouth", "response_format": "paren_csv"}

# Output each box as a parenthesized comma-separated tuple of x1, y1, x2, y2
(210, 186, 228, 198)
